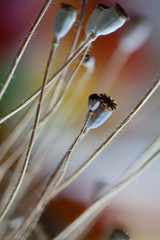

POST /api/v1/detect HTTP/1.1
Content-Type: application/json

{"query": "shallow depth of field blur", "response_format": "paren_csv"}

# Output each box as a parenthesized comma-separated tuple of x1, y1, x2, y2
(0, 0, 160, 239)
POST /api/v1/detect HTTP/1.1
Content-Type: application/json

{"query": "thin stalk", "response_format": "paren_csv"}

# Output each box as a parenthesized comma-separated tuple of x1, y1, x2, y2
(4, 111, 92, 240)
(0, 0, 87, 163)
(10, 76, 160, 237)
(34, 224, 48, 240)
(0, 43, 90, 179)
(0, 0, 54, 100)
(0, 37, 93, 125)
(21, 77, 160, 206)
(0, 143, 25, 182)
(47, 110, 92, 189)
(6, 132, 53, 214)
(0, 102, 36, 163)
(45, 0, 87, 113)
(82, 78, 160, 165)
(61, 63, 94, 127)
(47, 77, 160, 200)
(4, 135, 160, 240)
(0, 135, 51, 236)
(20, 209, 44, 240)
(0, 39, 58, 223)
(121, 135, 160, 180)
(5, 65, 159, 240)
(54, 150, 160, 240)
(39, 44, 91, 130)
(0, 150, 26, 214)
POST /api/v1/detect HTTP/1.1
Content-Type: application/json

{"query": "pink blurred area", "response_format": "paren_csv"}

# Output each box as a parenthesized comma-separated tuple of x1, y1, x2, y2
(0, 1, 160, 239)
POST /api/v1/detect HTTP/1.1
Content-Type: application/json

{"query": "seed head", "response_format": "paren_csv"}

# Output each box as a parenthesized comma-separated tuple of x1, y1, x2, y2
(88, 93, 100, 111)
(53, 3, 77, 41)
(99, 94, 117, 111)
(85, 3, 128, 40)
(85, 93, 117, 131)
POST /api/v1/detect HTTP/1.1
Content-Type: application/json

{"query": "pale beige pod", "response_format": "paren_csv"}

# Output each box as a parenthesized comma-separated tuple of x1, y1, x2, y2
(53, 3, 78, 41)
(85, 94, 117, 131)
(85, 3, 128, 40)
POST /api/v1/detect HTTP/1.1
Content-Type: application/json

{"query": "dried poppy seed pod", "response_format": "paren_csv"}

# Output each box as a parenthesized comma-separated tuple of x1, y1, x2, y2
(107, 229, 131, 240)
(85, 94, 117, 131)
(119, 16, 152, 54)
(85, 3, 128, 40)
(53, 3, 77, 41)
(82, 53, 95, 70)
(88, 93, 100, 111)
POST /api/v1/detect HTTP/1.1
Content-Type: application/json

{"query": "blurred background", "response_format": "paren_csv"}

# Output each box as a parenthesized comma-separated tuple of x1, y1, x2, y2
(0, 0, 160, 239)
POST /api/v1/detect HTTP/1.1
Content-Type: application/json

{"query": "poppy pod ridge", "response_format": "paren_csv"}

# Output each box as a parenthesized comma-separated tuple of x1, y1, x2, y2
(53, 3, 78, 42)
(85, 94, 117, 131)
(85, 3, 129, 40)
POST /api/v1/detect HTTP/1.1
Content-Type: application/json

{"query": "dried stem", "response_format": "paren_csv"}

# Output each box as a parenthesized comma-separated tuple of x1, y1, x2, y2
(27, 77, 160, 206)
(74, 77, 160, 172)
(5, 77, 159, 239)
(45, 0, 87, 112)
(0, 39, 58, 223)
(121, 135, 160, 180)
(48, 77, 160, 200)
(4, 111, 92, 240)
(34, 224, 48, 240)
(54, 150, 160, 240)
(0, 143, 25, 182)
(47, 110, 92, 189)
(0, 0, 54, 100)
(0, 37, 93, 125)
(61, 60, 95, 126)
(0, 102, 36, 163)
(26, 77, 160, 216)
(0, 45, 90, 182)
(0, 0, 87, 192)
(39, 44, 91, 130)
(0, 151, 26, 217)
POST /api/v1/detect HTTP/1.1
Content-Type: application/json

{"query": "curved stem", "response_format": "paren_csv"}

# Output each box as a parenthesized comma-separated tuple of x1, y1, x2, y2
(0, 37, 92, 125)
(5, 111, 92, 240)
(54, 150, 160, 240)
(0, 39, 58, 223)
(4, 76, 160, 239)
(39, 44, 91, 130)
(48, 77, 160, 199)
(45, 0, 87, 112)
(0, 102, 36, 163)
(0, 0, 54, 100)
